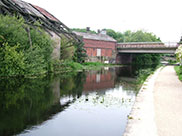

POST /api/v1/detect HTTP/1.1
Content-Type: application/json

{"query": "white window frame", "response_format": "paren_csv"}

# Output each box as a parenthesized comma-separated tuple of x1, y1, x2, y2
(97, 48, 101, 56)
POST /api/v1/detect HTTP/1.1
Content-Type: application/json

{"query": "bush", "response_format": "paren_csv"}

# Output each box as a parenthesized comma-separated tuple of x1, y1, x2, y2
(136, 68, 153, 84)
(0, 43, 25, 76)
(132, 54, 161, 65)
(176, 45, 182, 65)
(63, 61, 83, 70)
(73, 41, 87, 63)
(0, 15, 53, 77)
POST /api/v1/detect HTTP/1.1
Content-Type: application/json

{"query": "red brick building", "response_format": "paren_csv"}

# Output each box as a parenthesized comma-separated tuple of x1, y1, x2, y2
(74, 30, 117, 63)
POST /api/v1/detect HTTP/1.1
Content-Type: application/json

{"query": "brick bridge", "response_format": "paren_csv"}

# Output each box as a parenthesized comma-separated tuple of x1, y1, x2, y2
(116, 42, 179, 64)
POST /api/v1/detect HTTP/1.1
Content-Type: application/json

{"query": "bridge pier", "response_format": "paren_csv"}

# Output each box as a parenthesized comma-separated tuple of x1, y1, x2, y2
(116, 53, 133, 65)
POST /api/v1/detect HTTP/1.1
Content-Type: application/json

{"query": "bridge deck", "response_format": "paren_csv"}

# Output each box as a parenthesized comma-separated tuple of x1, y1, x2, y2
(117, 42, 179, 54)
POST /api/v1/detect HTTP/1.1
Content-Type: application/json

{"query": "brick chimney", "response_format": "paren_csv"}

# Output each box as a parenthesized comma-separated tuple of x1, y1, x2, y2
(86, 27, 90, 32)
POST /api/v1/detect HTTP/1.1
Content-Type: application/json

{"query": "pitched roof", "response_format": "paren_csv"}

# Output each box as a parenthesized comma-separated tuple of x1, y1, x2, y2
(74, 31, 117, 42)
(12, 0, 45, 18)
(0, 0, 81, 43)
(32, 4, 59, 22)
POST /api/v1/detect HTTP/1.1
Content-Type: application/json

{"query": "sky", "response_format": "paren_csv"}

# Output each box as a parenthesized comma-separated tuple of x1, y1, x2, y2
(24, 0, 182, 42)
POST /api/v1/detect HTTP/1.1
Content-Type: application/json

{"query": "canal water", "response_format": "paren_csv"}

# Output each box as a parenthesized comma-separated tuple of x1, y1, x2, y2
(0, 66, 139, 136)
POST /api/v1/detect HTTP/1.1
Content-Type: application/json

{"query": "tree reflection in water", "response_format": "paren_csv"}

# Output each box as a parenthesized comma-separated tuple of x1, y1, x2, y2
(0, 72, 85, 136)
(0, 66, 147, 136)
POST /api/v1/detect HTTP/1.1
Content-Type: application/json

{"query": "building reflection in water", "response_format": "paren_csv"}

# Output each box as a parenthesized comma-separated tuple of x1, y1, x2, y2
(83, 68, 115, 93)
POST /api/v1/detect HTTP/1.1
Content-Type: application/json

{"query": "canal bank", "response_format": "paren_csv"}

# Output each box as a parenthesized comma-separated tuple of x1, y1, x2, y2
(123, 66, 161, 136)
(123, 66, 182, 136)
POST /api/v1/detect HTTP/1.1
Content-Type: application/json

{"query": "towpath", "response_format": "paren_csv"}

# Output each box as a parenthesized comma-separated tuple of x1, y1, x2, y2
(154, 66, 182, 136)
(123, 66, 182, 136)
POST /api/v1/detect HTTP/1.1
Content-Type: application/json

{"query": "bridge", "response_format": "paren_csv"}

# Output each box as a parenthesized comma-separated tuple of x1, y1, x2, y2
(116, 42, 180, 64)
(117, 42, 179, 54)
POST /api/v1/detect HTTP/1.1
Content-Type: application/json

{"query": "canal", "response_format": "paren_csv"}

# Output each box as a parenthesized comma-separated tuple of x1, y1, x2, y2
(0, 66, 141, 136)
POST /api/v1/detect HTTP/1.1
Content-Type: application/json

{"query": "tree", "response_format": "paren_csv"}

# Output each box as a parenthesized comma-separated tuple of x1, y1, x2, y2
(106, 29, 124, 42)
(73, 41, 87, 63)
(106, 29, 161, 43)
(124, 30, 161, 42)
(176, 45, 182, 65)
(106, 29, 162, 65)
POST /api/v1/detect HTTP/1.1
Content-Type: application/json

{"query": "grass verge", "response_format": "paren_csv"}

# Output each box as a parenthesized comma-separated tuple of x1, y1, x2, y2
(174, 66, 182, 81)
(52, 61, 115, 74)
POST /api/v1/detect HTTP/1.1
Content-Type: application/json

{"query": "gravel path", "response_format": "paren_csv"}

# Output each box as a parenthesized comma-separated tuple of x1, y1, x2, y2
(154, 66, 182, 136)
(123, 66, 182, 136)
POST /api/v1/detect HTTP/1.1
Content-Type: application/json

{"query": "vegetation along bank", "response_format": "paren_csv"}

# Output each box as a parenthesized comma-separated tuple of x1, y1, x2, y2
(0, 15, 87, 77)
(175, 45, 182, 81)
(0, 16, 171, 78)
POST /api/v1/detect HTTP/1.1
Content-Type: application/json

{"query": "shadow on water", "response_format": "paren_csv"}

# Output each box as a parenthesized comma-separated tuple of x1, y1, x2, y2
(0, 66, 146, 136)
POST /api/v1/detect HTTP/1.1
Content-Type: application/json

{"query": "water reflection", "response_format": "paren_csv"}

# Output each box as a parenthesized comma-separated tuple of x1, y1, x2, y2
(0, 77, 58, 136)
(0, 66, 139, 136)
(83, 68, 115, 92)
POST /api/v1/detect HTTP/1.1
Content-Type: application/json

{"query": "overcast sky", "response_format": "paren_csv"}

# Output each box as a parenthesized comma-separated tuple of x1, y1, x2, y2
(24, 0, 182, 42)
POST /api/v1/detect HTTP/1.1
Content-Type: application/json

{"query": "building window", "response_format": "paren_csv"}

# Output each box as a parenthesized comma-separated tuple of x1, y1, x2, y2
(97, 49, 101, 56)
(96, 74, 100, 83)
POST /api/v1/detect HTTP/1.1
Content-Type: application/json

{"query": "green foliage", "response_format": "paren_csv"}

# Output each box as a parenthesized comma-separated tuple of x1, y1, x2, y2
(73, 41, 87, 63)
(174, 66, 182, 81)
(52, 60, 84, 72)
(175, 45, 182, 65)
(132, 54, 161, 65)
(0, 15, 53, 77)
(168, 59, 177, 64)
(60, 36, 75, 60)
(123, 30, 161, 42)
(134, 65, 159, 90)
(106, 29, 161, 42)
(0, 43, 25, 76)
(63, 61, 83, 70)
(106, 29, 124, 42)
(136, 68, 153, 84)
(60, 34, 87, 63)
(0, 16, 29, 49)
(106, 29, 161, 65)
(83, 62, 104, 66)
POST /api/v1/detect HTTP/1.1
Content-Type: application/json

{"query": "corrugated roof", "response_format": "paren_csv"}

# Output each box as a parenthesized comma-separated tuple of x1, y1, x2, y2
(32, 5, 59, 22)
(74, 31, 116, 42)
(13, 0, 59, 22)
(12, 0, 45, 19)
(0, 0, 81, 43)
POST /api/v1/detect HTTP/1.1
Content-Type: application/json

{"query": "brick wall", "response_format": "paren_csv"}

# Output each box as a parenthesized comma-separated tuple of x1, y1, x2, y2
(83, 39, 116, 57)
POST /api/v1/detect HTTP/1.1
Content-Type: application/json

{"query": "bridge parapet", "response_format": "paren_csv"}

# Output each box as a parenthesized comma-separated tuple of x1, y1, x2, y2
(117, 42, 179, 49)
(117, 42, 179, 54)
